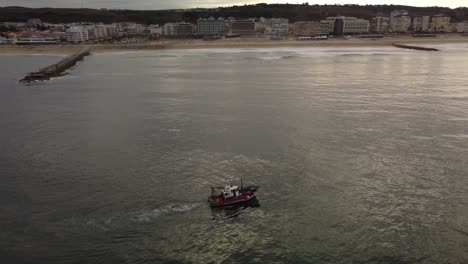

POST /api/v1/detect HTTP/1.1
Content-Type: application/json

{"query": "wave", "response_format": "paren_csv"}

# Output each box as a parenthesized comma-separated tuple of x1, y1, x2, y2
(160, 128, 181, 132)
(338, 53, 391, 57)
(96, 46, 431, 61)
(131, 202, 203, 222)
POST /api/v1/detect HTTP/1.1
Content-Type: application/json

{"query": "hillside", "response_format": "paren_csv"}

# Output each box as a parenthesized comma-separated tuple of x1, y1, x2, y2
(0, 4, 467, 24)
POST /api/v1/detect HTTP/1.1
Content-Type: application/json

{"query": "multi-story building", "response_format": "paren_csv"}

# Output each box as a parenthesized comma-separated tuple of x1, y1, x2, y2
(412, 16, 431, 32)
(104, 24, 119, 38)
(163, 22, 195, 37)
(231, 20, 256, 35)
(162, 23, 176, 36)
(389, 10, 410, 32)
(320, 19, 334, 35)
(449, 22, 465, 33)
(431, 14, 451, 32)
(320, 16, 369, 35)
(65, 26, 89, 43)
(147, 24, 162, 36)
(85, 25, 108, 41)
(86, 26, 97, 40)
(124, 23, 145, 35)
(271, 18, 289, 36)
(0, 36, 15, 44)
(390, 15, 411, 33)
(174, 23, 195, 37)
(255, 21, 266, 34)
(197, 17, 226, 36)
(257, 18, 271, 34)
(343, 17, 370, 34)
(373, 15, 389, 33)
(293, 21, 321, 36)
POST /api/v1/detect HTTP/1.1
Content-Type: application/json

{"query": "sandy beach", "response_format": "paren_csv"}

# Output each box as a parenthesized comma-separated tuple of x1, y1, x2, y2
(1, 34, 467, 55)
(0, 45, 83, 55)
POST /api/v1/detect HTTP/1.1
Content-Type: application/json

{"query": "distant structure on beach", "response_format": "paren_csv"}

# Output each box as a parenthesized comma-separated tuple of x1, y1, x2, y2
(230, 20, 256, 36)
(320, 16, 370, 35)
(375, 10, 451, 33)
(197, 17, 226, 36)
(293, 21, 321, 37)
(65, 26, 88, 43)
(162, 22, 196, 37)
(431, 14, 452, 32)
(373, 14, 390, 33)
(412, 16, 431, 32)
(271, 18, 289, 36)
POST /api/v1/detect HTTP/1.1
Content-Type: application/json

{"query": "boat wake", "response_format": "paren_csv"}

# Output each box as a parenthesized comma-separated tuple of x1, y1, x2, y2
(131, 202, 203, 222)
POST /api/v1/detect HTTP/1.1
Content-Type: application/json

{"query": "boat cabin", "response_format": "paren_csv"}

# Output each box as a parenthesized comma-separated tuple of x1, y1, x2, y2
(222, 185, 240, 199)
(211, 185, 241, 200)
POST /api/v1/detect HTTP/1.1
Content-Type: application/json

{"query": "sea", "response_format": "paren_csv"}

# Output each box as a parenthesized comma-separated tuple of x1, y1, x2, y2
(0, 45, 467, 264)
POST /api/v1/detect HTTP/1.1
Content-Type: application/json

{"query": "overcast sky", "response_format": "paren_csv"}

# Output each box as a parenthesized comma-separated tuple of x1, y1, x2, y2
(0, 0, 466, 9)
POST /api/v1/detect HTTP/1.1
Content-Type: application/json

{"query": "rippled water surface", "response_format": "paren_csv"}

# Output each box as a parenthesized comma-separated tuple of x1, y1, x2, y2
(1, 46, 468, 264)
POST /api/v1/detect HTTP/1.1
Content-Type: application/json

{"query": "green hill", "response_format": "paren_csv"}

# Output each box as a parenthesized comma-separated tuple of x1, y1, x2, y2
(0, 4, 467, 24)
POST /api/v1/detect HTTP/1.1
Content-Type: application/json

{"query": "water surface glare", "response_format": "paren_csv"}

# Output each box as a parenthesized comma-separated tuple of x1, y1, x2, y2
(1, 46, 468, 264)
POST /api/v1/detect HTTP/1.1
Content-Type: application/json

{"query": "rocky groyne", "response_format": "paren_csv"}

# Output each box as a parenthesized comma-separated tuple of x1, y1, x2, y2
(392, 43, 440, 51)
(20, 47, 91, 83)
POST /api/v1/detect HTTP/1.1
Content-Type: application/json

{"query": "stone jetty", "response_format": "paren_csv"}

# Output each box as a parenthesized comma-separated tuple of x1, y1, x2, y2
(20, 47, 91, 83)
(392, 43, 440, 51)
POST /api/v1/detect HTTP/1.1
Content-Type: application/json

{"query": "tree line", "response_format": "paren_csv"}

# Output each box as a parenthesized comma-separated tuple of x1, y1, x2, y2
(0, 4, 467, 25)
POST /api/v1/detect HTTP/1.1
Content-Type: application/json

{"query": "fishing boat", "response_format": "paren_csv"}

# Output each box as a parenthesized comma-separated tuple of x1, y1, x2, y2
(208, 182, 259, 208)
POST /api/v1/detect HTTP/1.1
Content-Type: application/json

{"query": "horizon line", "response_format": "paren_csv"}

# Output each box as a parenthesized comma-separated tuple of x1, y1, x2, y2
(0, 3, 466, 11)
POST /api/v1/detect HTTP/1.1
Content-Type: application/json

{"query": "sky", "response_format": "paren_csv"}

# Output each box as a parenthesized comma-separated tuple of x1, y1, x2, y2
(0, 0, 466, 10)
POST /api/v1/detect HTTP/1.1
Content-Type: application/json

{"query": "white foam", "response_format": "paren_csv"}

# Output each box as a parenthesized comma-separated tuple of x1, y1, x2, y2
(132, 202, 202, 222)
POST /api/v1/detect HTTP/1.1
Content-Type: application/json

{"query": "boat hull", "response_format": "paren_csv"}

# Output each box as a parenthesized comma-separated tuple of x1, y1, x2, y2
(209, 192, 257, 208)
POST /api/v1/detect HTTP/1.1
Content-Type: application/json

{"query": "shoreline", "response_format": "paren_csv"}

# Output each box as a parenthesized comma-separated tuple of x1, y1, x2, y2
(1, 35, 467, 54)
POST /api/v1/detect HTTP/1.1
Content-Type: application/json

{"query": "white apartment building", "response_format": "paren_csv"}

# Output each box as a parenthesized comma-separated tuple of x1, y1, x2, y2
(197, 17, 226, 36)
(430, 14, 451, 32)
(118, 22, 145, 34)
(104, 24, 119, 38)
(162, 22, 195, 37)
(374, 15, 389, 33)
(321, 16, 369, 35)
(147, 25, 162, 35)
(0, 36, 10, 44)
(412, 16, 431, 32)
(65, 27, 89, 43)
(454, 22, 468, 33)
(89, 25, 119, 40)
(86, 26, 98, 40)
(389, 10, 411, 32)
(390, 15, 411, 33)
(162, 23, 176, 36)
(343, 17, 369, 34)
(271, 18, 289, 36)
(320, 19, 334, 35)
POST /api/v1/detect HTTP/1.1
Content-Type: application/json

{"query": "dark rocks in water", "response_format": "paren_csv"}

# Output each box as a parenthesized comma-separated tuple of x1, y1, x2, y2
(20, 47, 91, 83)
(392, 43, 440, 51)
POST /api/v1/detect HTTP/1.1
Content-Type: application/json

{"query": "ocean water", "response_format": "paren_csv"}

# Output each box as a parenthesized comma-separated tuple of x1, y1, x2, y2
(0, 46, 467, 264)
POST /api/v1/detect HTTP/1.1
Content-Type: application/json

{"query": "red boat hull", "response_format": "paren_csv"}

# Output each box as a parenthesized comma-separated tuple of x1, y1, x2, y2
(209, 192, 256, 207)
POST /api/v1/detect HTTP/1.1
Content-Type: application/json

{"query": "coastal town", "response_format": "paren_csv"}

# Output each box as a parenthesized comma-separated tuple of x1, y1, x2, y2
(0, 9, 467, 45)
